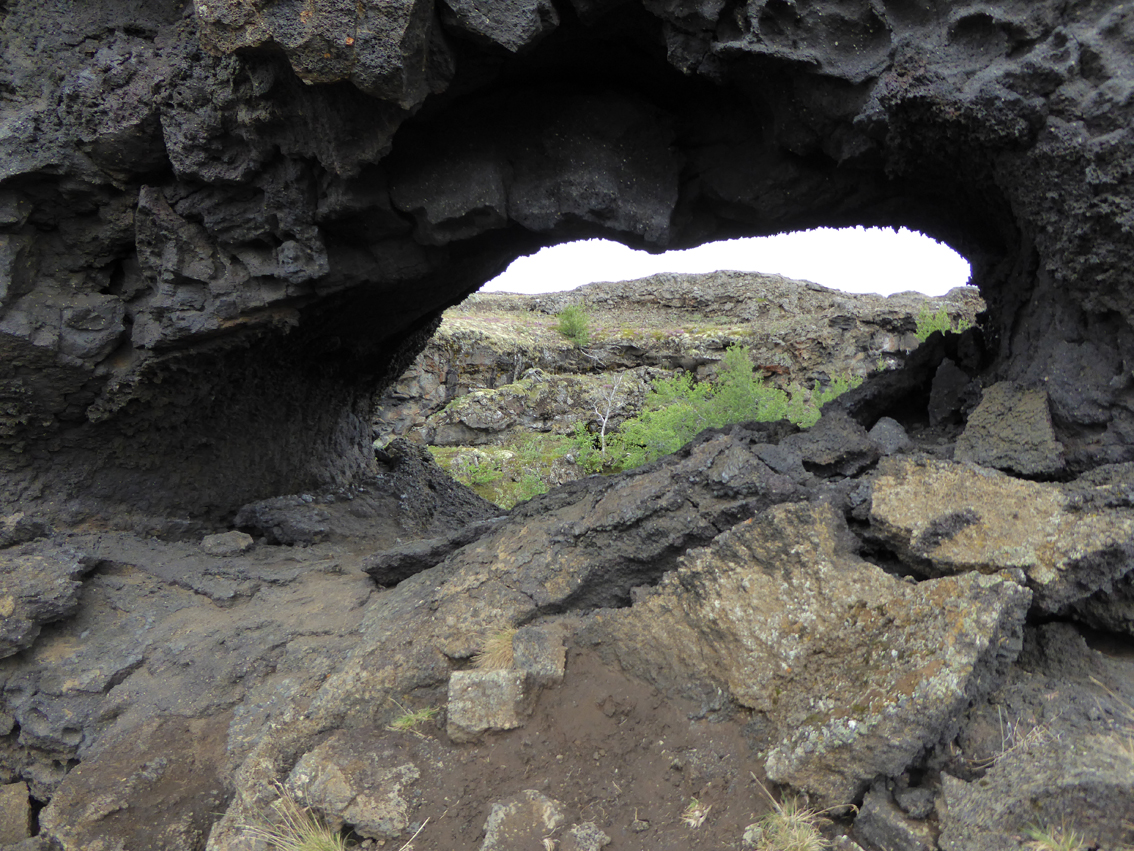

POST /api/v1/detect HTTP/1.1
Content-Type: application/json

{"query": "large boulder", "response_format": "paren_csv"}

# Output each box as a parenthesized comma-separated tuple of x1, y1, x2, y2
(869, 457, 1134, 620)
(587, 501, 1031, 809)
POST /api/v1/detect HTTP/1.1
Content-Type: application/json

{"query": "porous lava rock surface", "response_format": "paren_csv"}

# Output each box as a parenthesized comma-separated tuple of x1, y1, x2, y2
(2, 0, 1134, 522)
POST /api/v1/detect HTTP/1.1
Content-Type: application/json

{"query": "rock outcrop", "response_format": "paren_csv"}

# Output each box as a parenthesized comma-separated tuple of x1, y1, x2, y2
(2, 0, 1134, 522)
(374, 274, 982, 447)
(4, 0, 1134, 849)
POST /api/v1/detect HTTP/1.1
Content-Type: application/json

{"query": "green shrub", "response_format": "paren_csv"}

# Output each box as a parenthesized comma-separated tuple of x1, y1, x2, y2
(571, 345, 862, 472)
(555, 303, 590, 346)
(430, 435, 568, 509)
(915, 306, 973, 341)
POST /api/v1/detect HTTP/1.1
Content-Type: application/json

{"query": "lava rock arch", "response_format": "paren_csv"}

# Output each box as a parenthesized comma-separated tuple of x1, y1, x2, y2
(1, 0, 1131, 522)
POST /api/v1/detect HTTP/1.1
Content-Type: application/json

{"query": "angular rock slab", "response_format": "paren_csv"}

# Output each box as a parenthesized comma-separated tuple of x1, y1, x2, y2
(870, 457, 1134, 614)
(955, 382, 1065, 477)
(595, 502, 1030, 808)
(38, 714, 231, 851)
(0, 780, 32, 844)
(0, 543, 97, 659)
(938, 736, 1134, 851)
(853, 785, 936, 851)
(447, 669, 533, 743)
(481, 790, 565, 851)
(287, 729, 420, 840)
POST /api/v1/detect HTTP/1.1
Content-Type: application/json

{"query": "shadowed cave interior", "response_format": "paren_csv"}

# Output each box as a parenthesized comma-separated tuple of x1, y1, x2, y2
(1, 0, 1131, 527)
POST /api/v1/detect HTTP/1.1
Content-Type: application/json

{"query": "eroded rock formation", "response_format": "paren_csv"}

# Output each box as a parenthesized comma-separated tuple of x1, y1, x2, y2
(4, 1, 1134, 849)
(2, 0, 1133, 522)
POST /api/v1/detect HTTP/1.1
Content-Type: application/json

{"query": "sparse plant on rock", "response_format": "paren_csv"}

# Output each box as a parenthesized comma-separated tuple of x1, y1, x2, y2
(473, 627, 517, 670)
(241, 784, 350, 851)
(744, 774, 832, 851)
(555, 303, 590, 346)
(571, 344, 862, 472)
(1024, 823, 1088, 851)
(915, 306, 973, 342)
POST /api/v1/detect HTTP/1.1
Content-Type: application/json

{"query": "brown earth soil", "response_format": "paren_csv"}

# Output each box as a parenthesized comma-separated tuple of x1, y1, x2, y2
(351, 646, 780, 851)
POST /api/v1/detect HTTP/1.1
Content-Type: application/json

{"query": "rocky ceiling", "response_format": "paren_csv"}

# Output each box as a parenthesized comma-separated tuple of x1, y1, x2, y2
(0, 0, 1132, 523)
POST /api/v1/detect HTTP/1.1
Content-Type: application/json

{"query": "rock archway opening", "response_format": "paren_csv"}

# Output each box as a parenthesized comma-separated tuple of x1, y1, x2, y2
(481, 228, 973, 297)
(2, 1, 1132, 525)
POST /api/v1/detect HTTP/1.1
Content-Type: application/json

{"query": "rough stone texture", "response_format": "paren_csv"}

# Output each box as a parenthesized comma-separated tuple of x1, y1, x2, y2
(236, 439, 502, 545)
(0, 780, 31, 844)
(447, 670, 532, 743)
(421, 367, 653, 446)
(926, 359, 974, 428)
(512, 624, 567, 687)
(202, 422, 816, 848)
(0, 543, 97, 659)
(0, 515, 52, 551)
(870, 457, 1134, 616)
(4, 0, 1134, 523)
(199, 530, 254, 557)
(588, 502, 1031, 809)
(286, 730, 420, 840)
(941, 622, 1134, 850)
(955, 381, 1066, 477)
(560, 822, 612, 851)
(38, 714, 233, 851)
(362, 516, 505, 586)
(893, 785, 935, 821)
(867, 417, 913, 456)
(1069, 568, 1134, 637)
(780, 409, 880, 477)
(480, 790, 565, 851)
(196, 0, 454, 109)
(0, 531, 375, 807)
(853, 785, 936, 851)
(440, 0, 559, 53)
(938, 738, 1134, 851)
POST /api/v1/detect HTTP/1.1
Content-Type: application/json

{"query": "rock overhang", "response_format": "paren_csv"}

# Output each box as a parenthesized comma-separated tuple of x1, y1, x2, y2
(1, 0, 1132, 520)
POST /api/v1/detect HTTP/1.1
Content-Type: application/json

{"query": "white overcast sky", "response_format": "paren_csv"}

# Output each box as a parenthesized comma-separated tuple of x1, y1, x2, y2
(482, 227, 971, 296)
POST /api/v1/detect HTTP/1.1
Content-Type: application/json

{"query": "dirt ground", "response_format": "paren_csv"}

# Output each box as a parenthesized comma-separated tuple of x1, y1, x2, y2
(353, 648, 786, 851)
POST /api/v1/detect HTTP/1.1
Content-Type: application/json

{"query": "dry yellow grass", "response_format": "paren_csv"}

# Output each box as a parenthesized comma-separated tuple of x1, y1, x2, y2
(472, 627, 517, 670)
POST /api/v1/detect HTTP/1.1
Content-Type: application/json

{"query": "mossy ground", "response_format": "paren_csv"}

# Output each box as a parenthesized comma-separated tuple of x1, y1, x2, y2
(428, 433, 577, 509)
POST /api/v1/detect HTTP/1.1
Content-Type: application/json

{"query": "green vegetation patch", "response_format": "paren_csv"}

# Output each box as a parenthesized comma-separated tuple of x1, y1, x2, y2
(571, 344, 862, 474)
(555, 303, 590, 346)
(429, 434, 573, 509)
(430, 345, 863, 508)
(915, 306, 973, 342)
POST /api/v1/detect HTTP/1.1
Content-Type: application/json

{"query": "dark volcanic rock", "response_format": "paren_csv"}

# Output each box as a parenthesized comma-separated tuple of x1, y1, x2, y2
(955, 381, 1066, 477)
(0, 543, 98, 659)
(234, 438, 502, 544)
(2, 0, 1134, 522)
(5, 5, 1134, 846)
(362, 516, 505, 586)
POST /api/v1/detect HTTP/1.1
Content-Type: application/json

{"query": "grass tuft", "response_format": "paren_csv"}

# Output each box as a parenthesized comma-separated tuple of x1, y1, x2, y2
(744, 774, 832, 851)
(1024, 823, 1088, 851)
(681, 798, 712, 829)
(473, 627, 517, 670)
(386, 705, 440, 737)
(241, 784, 349, 851)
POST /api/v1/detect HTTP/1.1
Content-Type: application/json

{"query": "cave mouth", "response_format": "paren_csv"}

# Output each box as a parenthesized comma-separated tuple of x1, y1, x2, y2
(480, 228, 973, 297)
(3, 1, 1132, 526)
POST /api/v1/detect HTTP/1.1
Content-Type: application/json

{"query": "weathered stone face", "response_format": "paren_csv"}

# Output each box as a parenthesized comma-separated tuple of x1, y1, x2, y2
(591, 501, 1032, 808)
(2, 0, 1133, 520)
